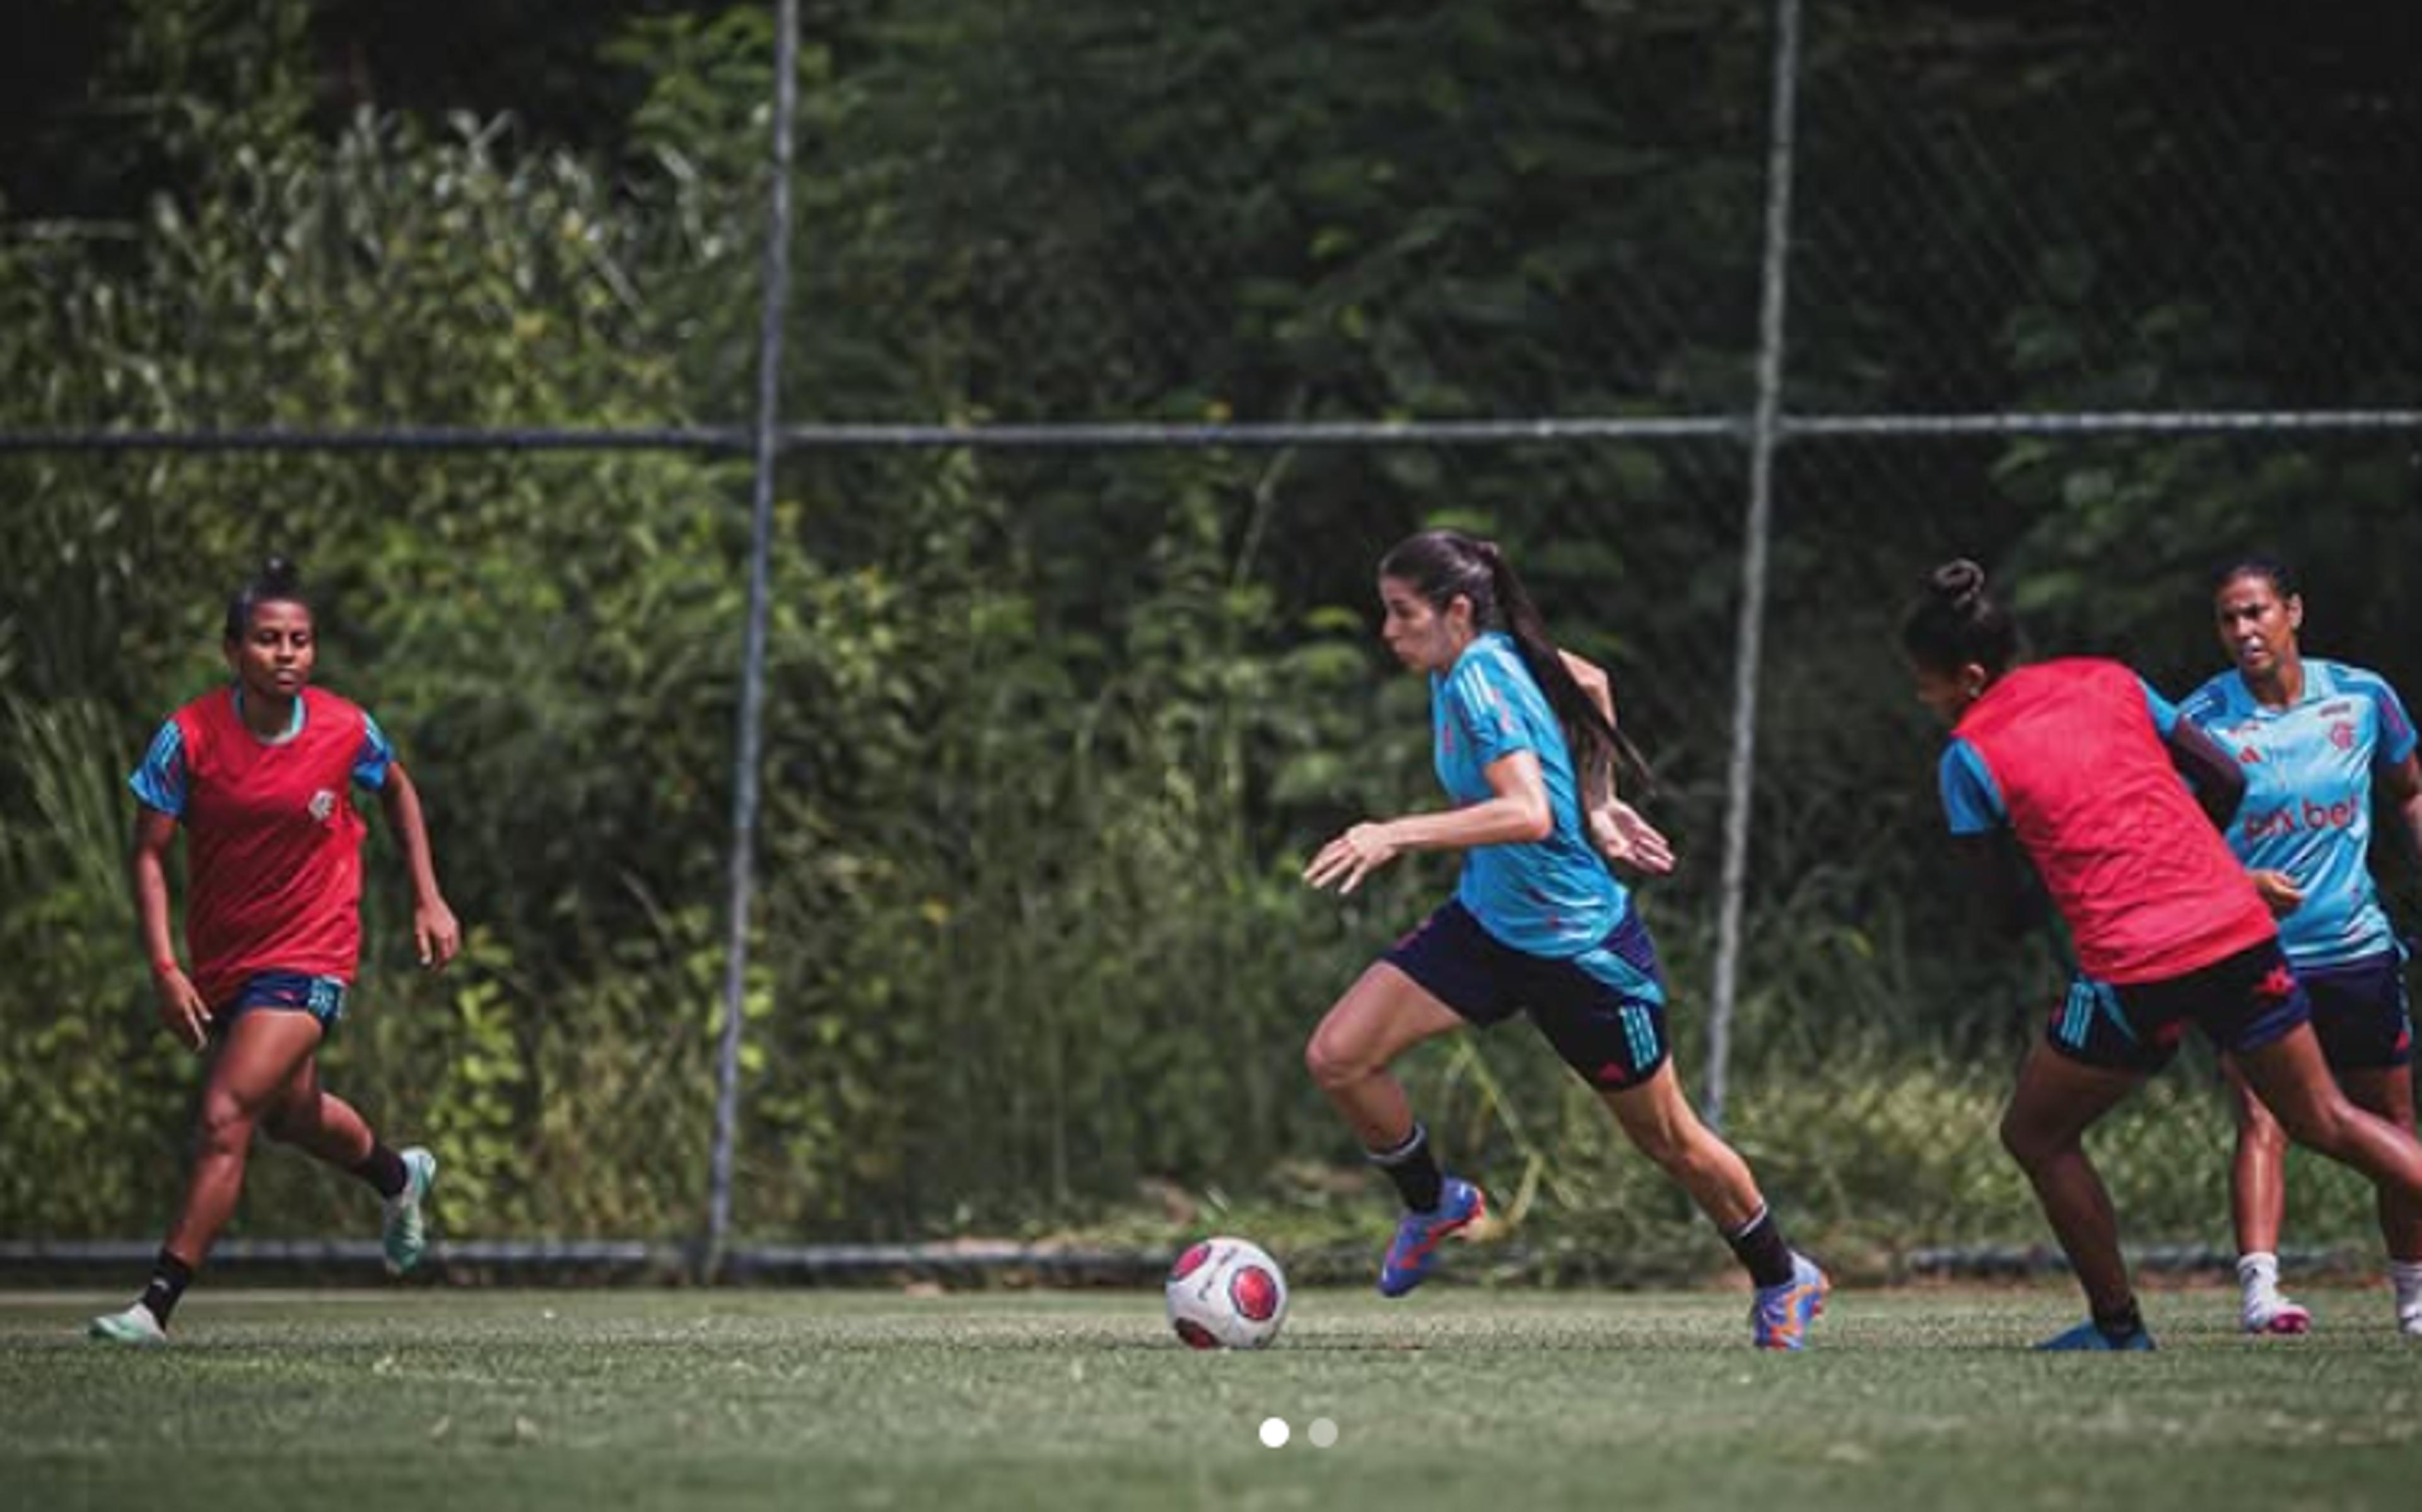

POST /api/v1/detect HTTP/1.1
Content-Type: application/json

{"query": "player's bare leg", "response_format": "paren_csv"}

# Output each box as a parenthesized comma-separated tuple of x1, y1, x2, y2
(2223, 1057, 2310, 1334)
(1306, 964, 1483, 1295)
(92, 1011, 322, 1343)
(2001, 1042, 2154, 1349)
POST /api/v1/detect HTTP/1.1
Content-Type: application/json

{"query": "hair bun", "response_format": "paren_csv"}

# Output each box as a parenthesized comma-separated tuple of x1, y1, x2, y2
(1928, 558, 1986, 611)
(259, 555, 302, 593)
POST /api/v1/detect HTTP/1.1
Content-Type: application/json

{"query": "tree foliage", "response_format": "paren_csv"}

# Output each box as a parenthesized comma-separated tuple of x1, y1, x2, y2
(2, 0, 2417, 1262)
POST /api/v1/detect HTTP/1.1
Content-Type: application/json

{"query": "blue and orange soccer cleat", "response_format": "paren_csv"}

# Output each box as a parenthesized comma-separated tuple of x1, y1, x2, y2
(2036, 1318, 2156, 1351)
(1378, 1177, 1485, 1298)
(1750, 1253, 1830, 1349)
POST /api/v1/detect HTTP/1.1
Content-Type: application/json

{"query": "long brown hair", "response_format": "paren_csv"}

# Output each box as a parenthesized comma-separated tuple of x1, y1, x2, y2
(1378, 528, 1651, 797)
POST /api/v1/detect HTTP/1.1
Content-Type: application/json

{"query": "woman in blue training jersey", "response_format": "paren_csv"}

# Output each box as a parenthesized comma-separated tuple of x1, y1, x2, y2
(1300, 529, 1827, 1349)
(2182, 555, 2422, 1337)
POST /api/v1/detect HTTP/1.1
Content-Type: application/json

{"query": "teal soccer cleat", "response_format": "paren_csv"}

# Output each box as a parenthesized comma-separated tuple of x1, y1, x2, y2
(87, 1302, 168, 1347)
(2037, 1318, 2156, 1351)
(382, 1147, 438, 1276)
(1378, 1177, 1485, 1298)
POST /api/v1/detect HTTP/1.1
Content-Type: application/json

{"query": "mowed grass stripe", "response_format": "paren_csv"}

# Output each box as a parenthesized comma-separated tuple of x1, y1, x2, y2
(4, 1289, 2416, 1511)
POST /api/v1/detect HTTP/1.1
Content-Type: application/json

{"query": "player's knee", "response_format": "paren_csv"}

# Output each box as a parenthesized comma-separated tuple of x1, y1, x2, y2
(195, 1095, 257, 1154)
(2237, 1098, 2290, 1152)
(1999, 1109, 2054, 1169)
(1303, 1028, 1362, 1091)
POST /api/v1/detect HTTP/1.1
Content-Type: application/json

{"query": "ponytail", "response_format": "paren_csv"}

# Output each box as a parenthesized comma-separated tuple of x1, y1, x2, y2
(1472, 539, 1653, 798)
(1381, 529, 1652, 798)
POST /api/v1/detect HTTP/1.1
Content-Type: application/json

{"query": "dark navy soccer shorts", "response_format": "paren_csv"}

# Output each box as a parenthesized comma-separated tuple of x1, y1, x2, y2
(213, 970, 349, 1035)
(2045, 939, 2310, 1076)
(1383, 899, 1671, 1091)
(2294, 949, 2413, 1071)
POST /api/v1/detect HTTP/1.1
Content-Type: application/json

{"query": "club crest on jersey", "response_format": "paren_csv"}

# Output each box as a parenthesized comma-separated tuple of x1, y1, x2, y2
(2330, 721, 2356, 752)
(308, 789, 337, 822)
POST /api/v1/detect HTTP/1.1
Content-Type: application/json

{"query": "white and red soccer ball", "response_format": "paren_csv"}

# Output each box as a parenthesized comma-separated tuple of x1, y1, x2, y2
(1165, 1236, 1289, 1349)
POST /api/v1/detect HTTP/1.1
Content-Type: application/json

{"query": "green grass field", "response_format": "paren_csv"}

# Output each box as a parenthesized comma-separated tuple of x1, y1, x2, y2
(6, 1286, 2418, 1511)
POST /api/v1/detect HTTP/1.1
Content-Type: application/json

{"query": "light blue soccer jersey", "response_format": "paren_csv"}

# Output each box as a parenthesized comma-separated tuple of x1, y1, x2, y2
(1430, 632, 1625, 957)
(2177, 659, 2418, 968)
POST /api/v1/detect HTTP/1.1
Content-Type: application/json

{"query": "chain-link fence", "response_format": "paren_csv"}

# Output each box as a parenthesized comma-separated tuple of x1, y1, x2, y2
(3, 0, 2418, 1278)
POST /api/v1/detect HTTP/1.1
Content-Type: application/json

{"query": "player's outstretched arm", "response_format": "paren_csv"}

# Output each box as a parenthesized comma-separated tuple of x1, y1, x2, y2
(1304, 752, 1554, 895)
(378, 762, 460, 969)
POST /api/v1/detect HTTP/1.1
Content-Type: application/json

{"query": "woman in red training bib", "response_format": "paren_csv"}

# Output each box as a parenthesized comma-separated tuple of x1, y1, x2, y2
(1903, 558, 2422, 1350)
(89, 558, 460, 1345)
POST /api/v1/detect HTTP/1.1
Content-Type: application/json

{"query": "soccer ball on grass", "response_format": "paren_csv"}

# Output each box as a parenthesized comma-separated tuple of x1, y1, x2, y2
(1165, 1235, 1288, 1349)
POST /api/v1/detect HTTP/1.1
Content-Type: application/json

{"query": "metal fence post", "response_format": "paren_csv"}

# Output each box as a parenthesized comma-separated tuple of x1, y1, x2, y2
(1707, 0, 1805, 1129)
(705, 0, 802, 1279)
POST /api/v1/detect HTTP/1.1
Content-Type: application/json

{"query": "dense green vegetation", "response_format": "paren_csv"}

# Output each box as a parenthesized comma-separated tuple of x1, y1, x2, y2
(3, 1, 2419, 1268)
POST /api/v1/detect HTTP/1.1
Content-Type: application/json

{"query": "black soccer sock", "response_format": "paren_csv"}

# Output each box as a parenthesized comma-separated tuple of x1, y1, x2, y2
(139, 1248, 196, 1329)
(2092, 1296, 2145, 1344)
(1723, 1204, 1798, 1290)
(350, 1143, 408, 1201)
(1367, 1122, 1445, 1213)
